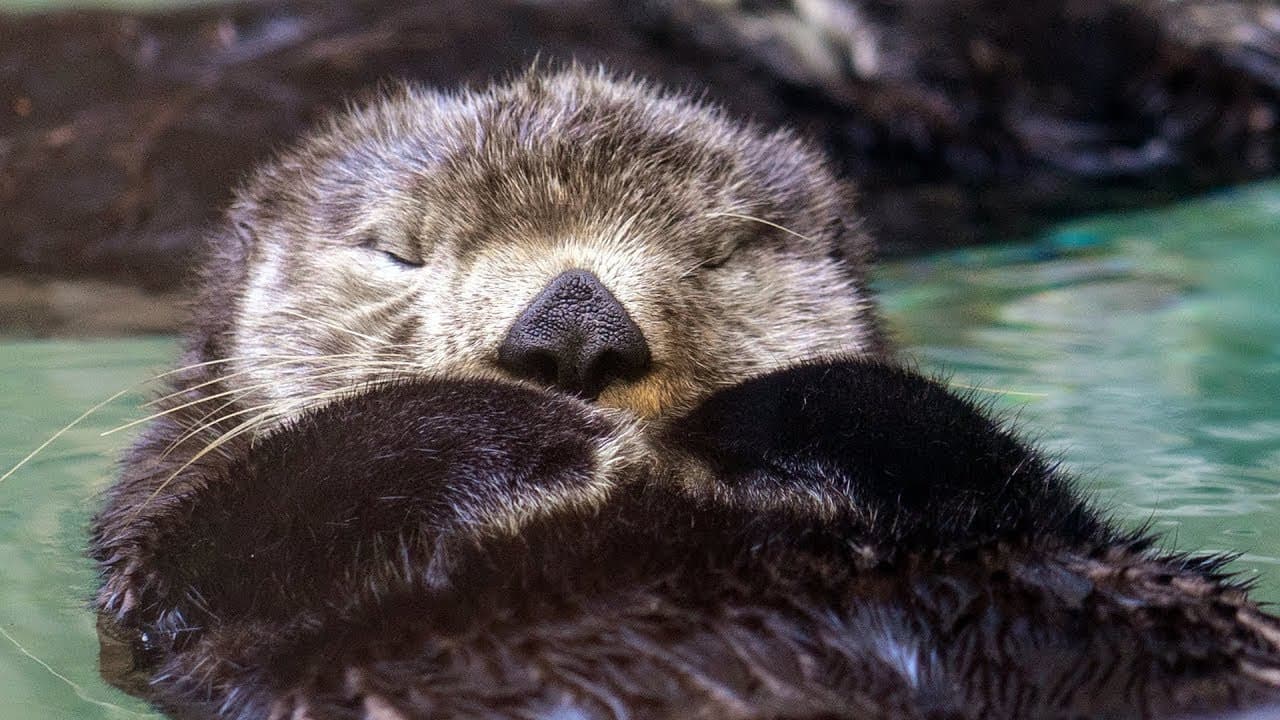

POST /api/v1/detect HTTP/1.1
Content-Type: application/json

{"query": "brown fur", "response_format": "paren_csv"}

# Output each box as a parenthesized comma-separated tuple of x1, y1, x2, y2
(90, 67, 1280, 720)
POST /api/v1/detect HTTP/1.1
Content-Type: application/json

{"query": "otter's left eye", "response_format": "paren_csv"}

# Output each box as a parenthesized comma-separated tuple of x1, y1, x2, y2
(702, 253, 732, 270)
(380, 250, 424, 269)
(681, 241, 743, 280)
(702, 240, 743, 270)
(360, 238, 423, 268)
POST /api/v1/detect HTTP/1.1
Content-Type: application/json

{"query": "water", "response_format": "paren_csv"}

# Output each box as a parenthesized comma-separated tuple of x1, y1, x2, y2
(0, 338, 169, 718)
(877, 181, 1280, 585)
(1, 182, 1279, 717)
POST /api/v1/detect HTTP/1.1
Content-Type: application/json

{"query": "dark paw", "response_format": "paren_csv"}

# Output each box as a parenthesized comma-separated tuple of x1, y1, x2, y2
(141, 378, 620, 624)
(670, 359, 1106, 547)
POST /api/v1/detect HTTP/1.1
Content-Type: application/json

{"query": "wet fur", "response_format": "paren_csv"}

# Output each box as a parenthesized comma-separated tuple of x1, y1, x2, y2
(93, 363, 1280, 719)
(90, 68, 1280, 719)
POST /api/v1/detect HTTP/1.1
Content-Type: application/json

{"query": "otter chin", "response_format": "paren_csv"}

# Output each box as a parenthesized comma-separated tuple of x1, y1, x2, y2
(91, 67, 1280, 720)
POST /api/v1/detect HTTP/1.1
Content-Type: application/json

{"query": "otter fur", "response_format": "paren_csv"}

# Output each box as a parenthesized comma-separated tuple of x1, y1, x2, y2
(191, 66, 883, 423)
(91, 68, 1280, 719)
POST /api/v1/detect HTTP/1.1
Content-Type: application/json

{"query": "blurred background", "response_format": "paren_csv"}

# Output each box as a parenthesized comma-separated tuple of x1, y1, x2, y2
(1, 0, 1279, 717)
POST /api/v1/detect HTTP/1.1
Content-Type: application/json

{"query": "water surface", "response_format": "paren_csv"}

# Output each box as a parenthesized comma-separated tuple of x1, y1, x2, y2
(0, 338, 170, 718)
(879, 181, 1280, 590)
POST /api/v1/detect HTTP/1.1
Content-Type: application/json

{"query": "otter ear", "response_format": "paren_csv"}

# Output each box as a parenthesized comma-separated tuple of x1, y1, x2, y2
(186, 205, 258, 363)
(203, 202, 260, 273)
(829, 182, 873, 269)
(222, 203, 258, 257)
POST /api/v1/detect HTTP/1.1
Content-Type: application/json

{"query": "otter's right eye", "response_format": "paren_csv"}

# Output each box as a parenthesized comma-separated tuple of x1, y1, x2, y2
(360, 238, 423, 268)
(380, 250, 424, 269)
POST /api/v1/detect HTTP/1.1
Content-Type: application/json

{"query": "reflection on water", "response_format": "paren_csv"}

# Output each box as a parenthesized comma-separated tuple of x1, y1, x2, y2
(1, 181, 1279, 717)
(879, 180, 1280, 597)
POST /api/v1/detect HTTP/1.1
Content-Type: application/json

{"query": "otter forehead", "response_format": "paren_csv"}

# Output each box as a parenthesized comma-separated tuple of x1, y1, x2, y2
(243, 69, 846, 263)
(215, 68, 881, 422)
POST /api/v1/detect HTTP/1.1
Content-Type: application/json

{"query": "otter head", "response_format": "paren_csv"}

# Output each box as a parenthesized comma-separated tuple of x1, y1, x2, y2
(198, 68, 883, 423)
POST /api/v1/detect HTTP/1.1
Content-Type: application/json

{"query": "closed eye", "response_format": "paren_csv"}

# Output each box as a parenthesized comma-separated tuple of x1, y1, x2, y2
(679, 243, 741, 279)
(702, 237, 746, 270)
(360, 238, 424, 268)
(701, 250, 735, 270)
(379, 250, 424, 269)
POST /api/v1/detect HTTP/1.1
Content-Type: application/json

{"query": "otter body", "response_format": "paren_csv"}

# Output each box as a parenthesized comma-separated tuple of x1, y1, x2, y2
(92, 69, 1280, 719)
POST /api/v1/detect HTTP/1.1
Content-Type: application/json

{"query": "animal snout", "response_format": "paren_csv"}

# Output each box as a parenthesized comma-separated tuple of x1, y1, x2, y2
(498, 269, 651, 399)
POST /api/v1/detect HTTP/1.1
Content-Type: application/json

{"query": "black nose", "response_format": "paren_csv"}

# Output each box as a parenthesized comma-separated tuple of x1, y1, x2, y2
(497, 269, 651, 399)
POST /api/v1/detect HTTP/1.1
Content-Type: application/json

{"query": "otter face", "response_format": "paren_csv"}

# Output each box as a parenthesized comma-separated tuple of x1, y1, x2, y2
(216, 69, 881, 422)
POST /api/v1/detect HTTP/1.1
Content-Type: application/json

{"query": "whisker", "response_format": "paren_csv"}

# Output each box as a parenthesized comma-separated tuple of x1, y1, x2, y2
(159, 392, 256, 459)
(0, 386, 136, 484)
(0, 626, 159, 717)
(2, 354, 384, 483)
(130, 377, 404, 519)
(275, 308, 392, 345)
(949, 382, 1048, 399)
(143, 351, 416, 390)
(705, 211, 817, 243)
(162, 400, 281, 459)
(130, 408, 281, 520)
(109, 385, 257, 438)
(679, 257, 718, 280)
(102, 359, 418, 436)
(144, 352, 411, 407)
(145, 351, 414, 407)
(3, 322, 417, 484)
(137, 355, 267, 385)
(164, 365, 394, 457)
(156, 362, 420, 457)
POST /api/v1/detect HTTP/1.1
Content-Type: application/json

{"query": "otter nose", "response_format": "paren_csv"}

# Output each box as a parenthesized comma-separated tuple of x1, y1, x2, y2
(497, 269, 651, 399)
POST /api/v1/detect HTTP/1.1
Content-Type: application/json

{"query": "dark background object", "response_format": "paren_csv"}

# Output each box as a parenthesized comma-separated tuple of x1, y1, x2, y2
(1, 0, 1278, 293)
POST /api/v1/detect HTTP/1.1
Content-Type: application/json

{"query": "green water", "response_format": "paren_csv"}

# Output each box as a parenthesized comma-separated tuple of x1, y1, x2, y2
(2, 182, 1279, 717)
(879, 181, 1280, 583)
(0, 339, 169, 718)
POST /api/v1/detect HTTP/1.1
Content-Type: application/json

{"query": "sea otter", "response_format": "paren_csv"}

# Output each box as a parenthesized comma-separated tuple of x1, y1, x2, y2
(91, 68, 1280, 719)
